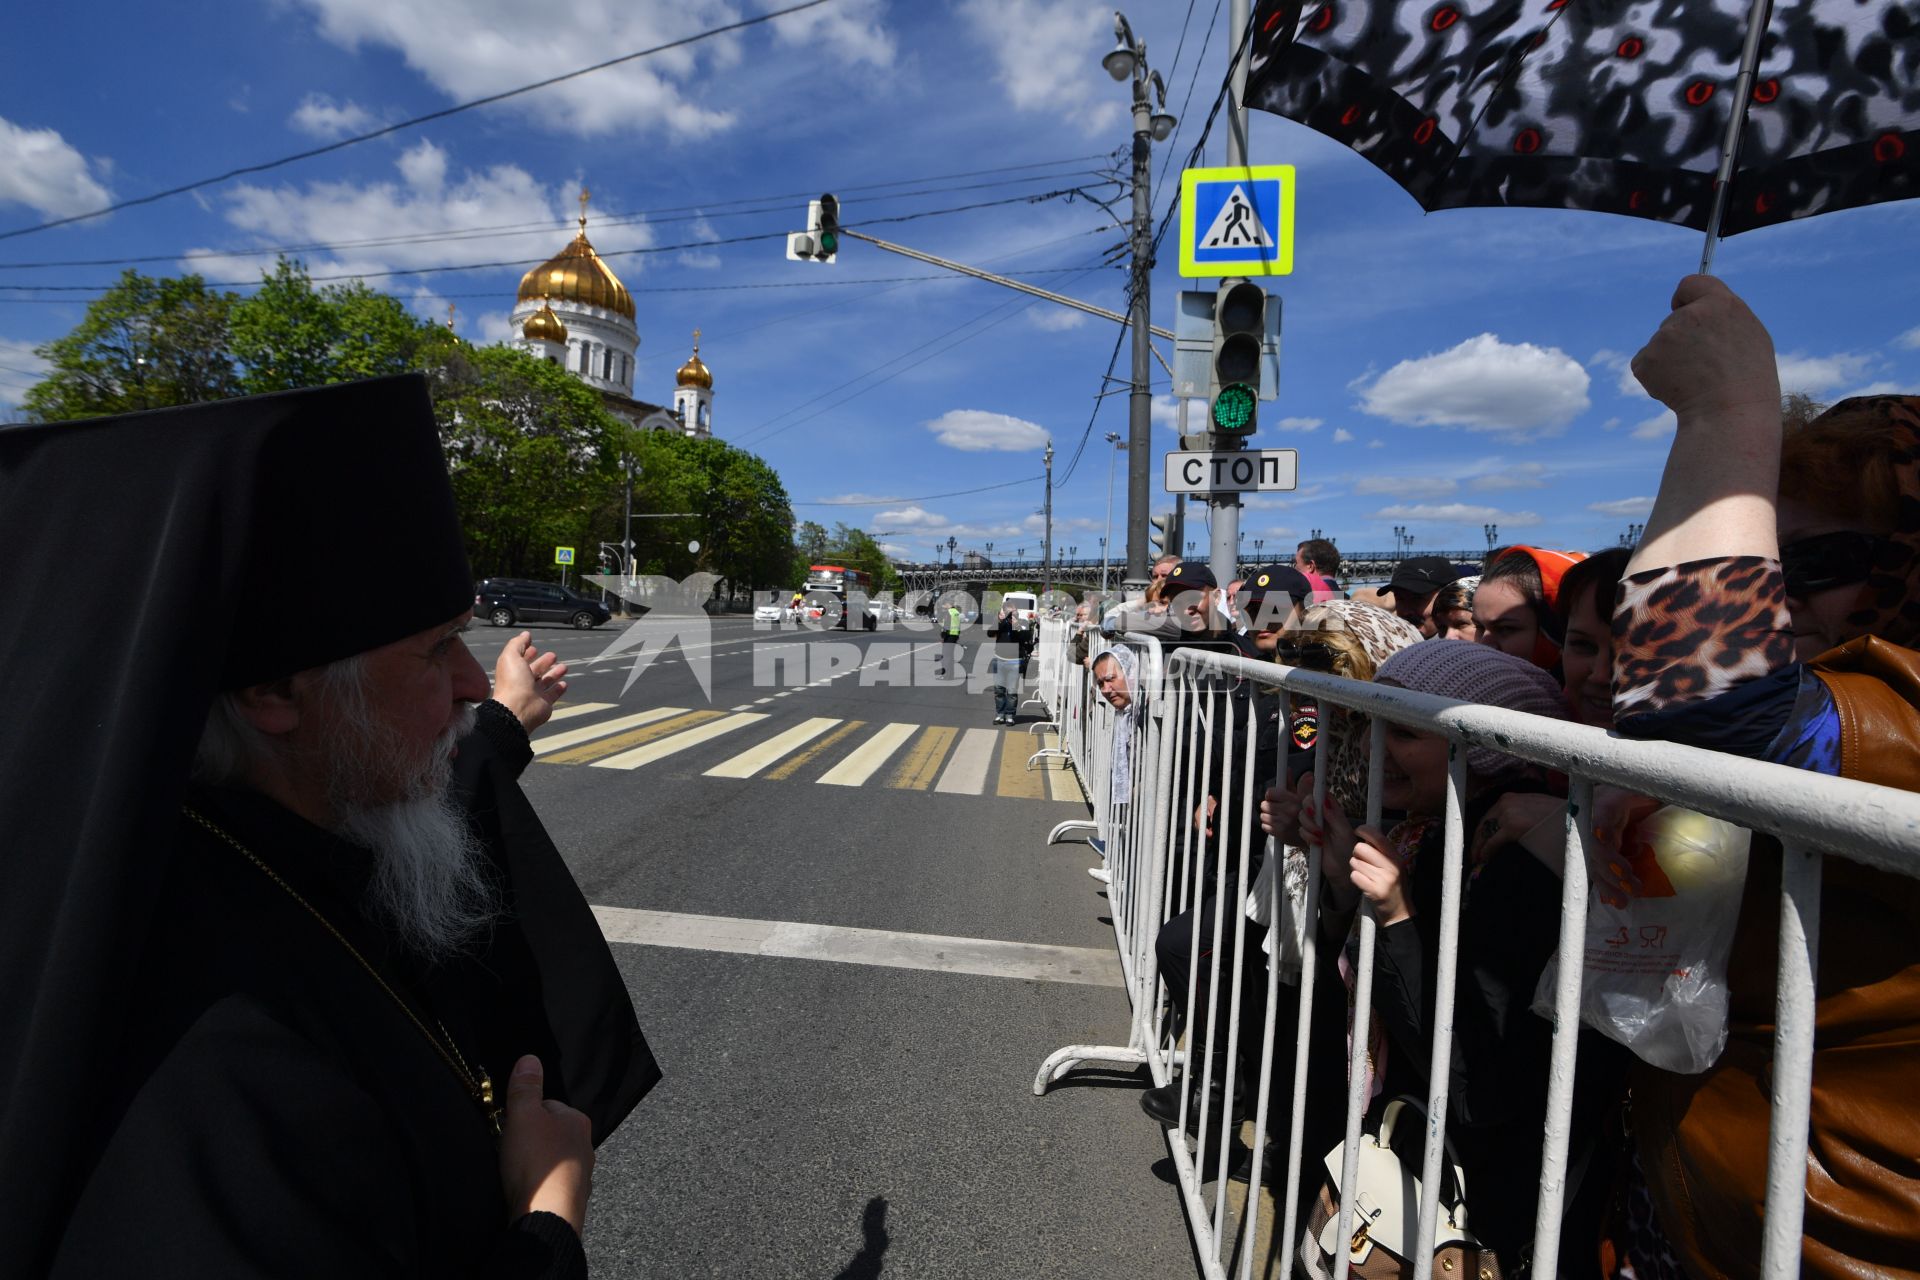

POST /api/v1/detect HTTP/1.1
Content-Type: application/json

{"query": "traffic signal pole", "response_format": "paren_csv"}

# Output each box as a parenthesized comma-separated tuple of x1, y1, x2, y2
(1209, 0, 1252, 595)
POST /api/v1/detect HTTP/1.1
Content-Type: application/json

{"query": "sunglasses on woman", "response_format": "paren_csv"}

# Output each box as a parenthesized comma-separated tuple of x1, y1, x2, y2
(1274, 641, 1338, 671)
(1780, 530, 1887, 597)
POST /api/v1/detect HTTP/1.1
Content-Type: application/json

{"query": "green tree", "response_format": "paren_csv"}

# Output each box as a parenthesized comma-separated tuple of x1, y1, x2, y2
(619, 430, 793, 595)
(790, 520, 830, 586)
(22, 270, 238, 420)
(426, 344, 626, 580)
(1782, 391, 1829, 432)
(827, 523, 902, 595)
(231, 258, 457, 394)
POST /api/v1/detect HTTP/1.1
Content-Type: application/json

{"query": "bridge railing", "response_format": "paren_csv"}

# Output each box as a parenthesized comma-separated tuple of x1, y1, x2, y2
(1034, 639, 1920, 1280)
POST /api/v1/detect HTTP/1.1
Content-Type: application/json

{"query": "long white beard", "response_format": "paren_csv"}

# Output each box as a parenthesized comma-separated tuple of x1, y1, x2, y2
(322, 689, 497, 962)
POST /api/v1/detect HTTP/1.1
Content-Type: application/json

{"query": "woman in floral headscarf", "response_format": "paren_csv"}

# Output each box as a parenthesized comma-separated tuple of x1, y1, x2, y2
(1609, 274, 1920, 1280)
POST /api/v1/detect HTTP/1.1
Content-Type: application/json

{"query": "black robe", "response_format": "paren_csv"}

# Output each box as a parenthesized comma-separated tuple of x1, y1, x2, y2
(50, 703, 655, 1278)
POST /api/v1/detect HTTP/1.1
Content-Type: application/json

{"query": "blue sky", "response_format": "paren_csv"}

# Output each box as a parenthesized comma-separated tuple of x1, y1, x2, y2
(4, 0, 1917, 567)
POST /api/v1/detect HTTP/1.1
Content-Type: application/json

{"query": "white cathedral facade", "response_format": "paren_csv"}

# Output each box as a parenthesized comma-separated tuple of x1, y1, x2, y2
(508, 193, 714, 439)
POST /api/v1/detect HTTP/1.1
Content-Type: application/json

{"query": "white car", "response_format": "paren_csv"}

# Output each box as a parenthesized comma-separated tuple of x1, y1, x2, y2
(753, 602, 785, 622)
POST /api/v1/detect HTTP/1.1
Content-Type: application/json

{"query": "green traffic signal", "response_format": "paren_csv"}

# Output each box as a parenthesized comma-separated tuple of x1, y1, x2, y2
(819, 231, 838, 256)
(1211, 383, 1256, 434)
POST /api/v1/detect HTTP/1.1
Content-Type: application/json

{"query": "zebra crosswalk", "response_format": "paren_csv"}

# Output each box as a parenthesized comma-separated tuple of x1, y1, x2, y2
(529, 703, 1085, 803)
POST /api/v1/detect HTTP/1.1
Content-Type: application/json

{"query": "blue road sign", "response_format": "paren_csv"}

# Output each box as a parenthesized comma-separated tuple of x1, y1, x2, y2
(1179, 165, 1295, 278)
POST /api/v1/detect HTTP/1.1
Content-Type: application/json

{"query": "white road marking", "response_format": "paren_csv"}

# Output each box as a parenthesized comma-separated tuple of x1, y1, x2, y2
(817, 722, 917, 787)
(544, 702, 617, 722)
(704, 717, 841, 779)
(934, 727, 999, 795)
(590, 712, 768, 770)
(531, 706, 686, 755)
(591, 906, 1122, 988)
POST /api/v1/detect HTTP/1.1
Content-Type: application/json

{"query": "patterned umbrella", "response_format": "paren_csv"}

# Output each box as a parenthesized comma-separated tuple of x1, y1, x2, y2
(1244, 0, 1919, 266)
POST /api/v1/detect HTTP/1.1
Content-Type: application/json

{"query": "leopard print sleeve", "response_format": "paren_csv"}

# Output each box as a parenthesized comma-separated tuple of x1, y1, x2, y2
(1611, 555, 1796, 719)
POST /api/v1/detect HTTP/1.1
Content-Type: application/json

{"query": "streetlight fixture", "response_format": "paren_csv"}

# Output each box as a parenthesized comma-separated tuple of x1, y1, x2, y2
(1103, 10, 1177, 582)
(1393, 525, 1407, 558)
(1484, 523, 1499, 553)
(1254, 538, 1264, 557)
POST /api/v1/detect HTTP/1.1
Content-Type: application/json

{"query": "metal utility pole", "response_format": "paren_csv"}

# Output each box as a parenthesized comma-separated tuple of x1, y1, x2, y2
(1126, 78, 1153, 584)
(1101, 431, 1123, 596)
(1042, 439, 1055, 600)
(1209, 0, 1253, 594)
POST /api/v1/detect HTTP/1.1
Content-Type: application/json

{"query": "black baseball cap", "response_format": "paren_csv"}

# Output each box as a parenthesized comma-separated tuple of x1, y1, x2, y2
(1162, 560, 1217, 592)
(1383, 556, 1459, 597)
(1240, 564, 1312, 608)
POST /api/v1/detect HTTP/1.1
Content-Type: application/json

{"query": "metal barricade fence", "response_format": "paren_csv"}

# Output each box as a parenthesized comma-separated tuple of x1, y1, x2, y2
(1033, 639, 1920, 1280)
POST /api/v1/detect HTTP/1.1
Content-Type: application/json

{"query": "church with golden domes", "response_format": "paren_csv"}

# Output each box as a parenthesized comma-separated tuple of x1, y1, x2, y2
(510, 190, 715, 440)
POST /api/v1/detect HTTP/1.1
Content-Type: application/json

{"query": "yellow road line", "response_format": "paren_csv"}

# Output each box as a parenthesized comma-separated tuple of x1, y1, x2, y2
(763, 719, 866, 781)
(704, 717, 841, 779)
(592, 712, 768, 770)
(533, 706, 686, 755)
(541, 709, 722, 765)
(995, 729, 1049, 800)
(886, 725, 958, 790)
(1042, 735, 1086, 803)
(818, 722, 918, 787)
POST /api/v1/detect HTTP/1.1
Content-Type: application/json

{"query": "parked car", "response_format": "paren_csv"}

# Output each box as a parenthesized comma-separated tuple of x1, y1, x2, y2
(753, 601, 785, 622)
(474, 578, 612, 629)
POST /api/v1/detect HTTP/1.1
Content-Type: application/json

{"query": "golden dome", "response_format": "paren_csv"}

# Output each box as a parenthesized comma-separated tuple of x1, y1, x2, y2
(521, 296, 568, 344)
(515, 188, 634, 321)
(675, 328, 712, 389)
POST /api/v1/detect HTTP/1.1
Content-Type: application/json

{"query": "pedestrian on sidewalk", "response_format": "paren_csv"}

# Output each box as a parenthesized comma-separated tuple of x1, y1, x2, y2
(939, 599, 963, 675)
(988, 605, 1027, 723)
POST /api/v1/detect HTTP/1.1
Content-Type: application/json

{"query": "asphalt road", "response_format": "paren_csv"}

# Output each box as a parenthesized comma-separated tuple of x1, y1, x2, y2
(461, 612, 1196, 1279)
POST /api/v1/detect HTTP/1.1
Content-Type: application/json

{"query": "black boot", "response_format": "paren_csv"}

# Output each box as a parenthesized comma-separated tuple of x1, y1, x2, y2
(1140, 1065, 1245, 1130)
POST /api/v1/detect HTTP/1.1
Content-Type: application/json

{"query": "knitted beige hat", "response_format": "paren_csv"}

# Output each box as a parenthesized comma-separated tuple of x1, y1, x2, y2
(1374, 639, 1568, 778)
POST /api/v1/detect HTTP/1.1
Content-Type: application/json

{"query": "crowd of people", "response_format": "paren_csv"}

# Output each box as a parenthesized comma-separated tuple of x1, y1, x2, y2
(1065, 277, 1920, 1279)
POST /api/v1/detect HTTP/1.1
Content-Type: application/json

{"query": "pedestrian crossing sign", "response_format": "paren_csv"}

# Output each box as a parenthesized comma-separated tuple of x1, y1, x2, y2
(1178, 165, 1295, 278)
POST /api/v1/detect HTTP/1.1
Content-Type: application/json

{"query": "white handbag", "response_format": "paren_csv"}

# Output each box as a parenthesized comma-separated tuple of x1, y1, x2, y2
(1300, 1098, 1500, 1280)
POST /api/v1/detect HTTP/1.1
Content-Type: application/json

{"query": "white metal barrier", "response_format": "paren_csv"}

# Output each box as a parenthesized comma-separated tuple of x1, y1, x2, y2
(1033, 639, 1920, 1280)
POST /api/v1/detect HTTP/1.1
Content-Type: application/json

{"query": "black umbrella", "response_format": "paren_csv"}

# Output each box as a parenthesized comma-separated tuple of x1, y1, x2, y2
(1244, 0, 1919, 269)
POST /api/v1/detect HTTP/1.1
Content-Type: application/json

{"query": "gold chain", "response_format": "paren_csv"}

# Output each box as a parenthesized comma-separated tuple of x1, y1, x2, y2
(181, 806, 503, 1139)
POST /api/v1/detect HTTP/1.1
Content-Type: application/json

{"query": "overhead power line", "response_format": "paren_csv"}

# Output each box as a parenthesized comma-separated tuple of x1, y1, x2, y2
(794, 477, 1042, 506)
(0, 0, 844, 243)
(0, 163, 1111, 272)
(0, 187, 1098, 293)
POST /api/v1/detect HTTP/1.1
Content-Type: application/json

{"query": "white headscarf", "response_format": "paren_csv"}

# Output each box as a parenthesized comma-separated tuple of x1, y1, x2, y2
(1095, 644, 1141, 805)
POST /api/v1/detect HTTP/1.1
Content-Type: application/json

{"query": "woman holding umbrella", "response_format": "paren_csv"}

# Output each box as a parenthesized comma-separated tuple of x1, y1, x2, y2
(1608, 274, 1920, 1279)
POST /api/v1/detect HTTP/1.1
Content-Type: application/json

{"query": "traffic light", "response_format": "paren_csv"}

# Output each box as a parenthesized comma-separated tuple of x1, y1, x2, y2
(1149, 510, 1181, 559)
(817, 193, 840, 261)
(1208, 279, 1266, 437)
(786, 197, 841, 263)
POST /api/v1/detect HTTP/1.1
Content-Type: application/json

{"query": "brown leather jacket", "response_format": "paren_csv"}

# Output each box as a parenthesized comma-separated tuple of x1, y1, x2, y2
(1635, 636, 1920, 1279)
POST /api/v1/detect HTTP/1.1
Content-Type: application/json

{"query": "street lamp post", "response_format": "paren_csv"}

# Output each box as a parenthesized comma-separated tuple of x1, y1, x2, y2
(1484, 523, 1499, 553)
(1101, 430, 1125, 597)
(1393, 525, 1407, 559)
(1102, 12, 1176, 582)
(1254, 538, 1264, 557)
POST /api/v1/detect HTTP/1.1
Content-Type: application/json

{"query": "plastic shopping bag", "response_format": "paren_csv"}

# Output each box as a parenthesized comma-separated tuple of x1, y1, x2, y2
(1533, 804, 1751, 1074)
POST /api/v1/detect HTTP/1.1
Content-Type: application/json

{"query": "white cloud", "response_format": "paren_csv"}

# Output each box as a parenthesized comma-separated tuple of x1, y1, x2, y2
(1366, 438, 1385, 449)
(1468, 461, 1550, 491)
(925, 408, 1049, 452)
(1776, 350, 1877, 395)
(957, 0, 1124, 134)
(186, 139, 655, 290)
(1276, 416, 1321, 433)
(1151, 393, 1180, 430)
(1898, 326, 1920, 351)
(287, 0, 752, 140)
(1029, 307, 1087, 332)
(1846, 380, 1910, 397)
(1356, 333, 1590, 437)
(288, 93, 377, 139)
(0, 337, 50, 415)
(875, 506, 946, 528)
(1588, 496, 1655, 518)
(1370, 502, 1542, 526)
(1630, 409, 1677, 440)
(766, 0, 895, 68)
(1351, 474, 1458, 498)
(0, 116, 111, 219)
(1590, 347, 1645, 399)
(1331, 427, 1355, 443)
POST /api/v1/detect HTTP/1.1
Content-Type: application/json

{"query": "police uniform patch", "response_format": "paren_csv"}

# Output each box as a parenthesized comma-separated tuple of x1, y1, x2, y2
(1290, 707, 1318, 749)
